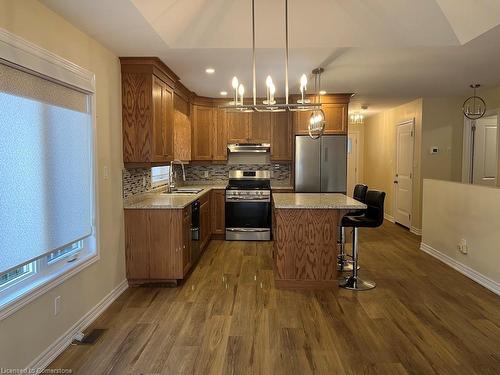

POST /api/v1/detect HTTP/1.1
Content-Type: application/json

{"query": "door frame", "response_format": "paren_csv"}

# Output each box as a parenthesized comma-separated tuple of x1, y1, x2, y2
(462, 107, 500, 184)
(393, 118, 415, 228)
(347, 130, 360, 192)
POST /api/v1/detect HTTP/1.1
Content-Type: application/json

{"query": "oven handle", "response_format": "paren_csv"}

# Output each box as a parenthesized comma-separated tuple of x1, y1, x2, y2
(226, 228, 270, 232)
(226, 198, 271, 202)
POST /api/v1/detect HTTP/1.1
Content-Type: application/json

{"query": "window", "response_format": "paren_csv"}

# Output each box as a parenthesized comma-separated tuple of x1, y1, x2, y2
(151, 166, 170, 187)
(0, 30, 97, 317)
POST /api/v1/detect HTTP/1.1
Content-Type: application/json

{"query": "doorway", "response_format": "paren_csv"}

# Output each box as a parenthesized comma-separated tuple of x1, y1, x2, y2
(394, 119, 414, 228)
(463, 110, 499, 186)
(347, 131, 359, 196)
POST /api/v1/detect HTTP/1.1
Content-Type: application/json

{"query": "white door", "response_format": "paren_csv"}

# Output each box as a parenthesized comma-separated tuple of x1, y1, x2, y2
(347, 132, 359, 196)
(473, 115, 498, 186)
(394, 120, 414, 228)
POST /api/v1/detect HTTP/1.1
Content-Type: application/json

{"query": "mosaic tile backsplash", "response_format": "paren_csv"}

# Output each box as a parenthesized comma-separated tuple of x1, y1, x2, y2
(122, 163, 292, 199)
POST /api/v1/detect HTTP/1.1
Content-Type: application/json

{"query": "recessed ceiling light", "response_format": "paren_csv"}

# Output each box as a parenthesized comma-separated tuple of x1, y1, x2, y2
(205, 68, 215, 74)
(220, 91, 228, 96)
(319, 90, 327, 95)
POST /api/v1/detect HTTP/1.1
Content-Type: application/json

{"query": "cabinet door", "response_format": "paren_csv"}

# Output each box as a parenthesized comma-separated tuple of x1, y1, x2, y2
(162, 84, 175, 159)
(192, 105, 213, 160)
(211, 189, 225, 235)
(152, 76, 173, 162)
(125, 210, 150, 280)
(271, 112, 292, 161)
(293, 110, 311, 135)
(227, 112, 250, 143)
(249, 112, 271, 143)
(174, 94, 191, 161)
(200, 195, 211, 250)
(323, 103, 347, 134)
(213, 108, 227, 160)
(149, 210, 182, 279)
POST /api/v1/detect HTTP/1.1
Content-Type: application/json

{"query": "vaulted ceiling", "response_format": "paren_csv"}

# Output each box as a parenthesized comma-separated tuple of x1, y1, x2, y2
(41, 0, 500, 115)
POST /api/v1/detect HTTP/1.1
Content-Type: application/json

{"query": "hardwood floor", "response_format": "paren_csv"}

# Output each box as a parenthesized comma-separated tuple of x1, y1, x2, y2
(48, 222, 500, 374)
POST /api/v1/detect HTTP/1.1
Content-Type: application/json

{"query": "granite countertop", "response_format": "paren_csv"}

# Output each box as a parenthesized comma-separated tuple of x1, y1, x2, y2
(124, 185, 227, 209)
(273, 193, 367, 210)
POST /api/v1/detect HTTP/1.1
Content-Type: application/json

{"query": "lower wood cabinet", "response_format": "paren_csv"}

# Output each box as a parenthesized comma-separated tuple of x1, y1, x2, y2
(125, 207, 191, 284)
(211, 189, 225, 235)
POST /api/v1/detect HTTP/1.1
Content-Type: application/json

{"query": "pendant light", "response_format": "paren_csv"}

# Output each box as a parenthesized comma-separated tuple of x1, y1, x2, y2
(462, 84, 486, 120)
(308, 68, 326, 139)
(221, 0, 322, 113)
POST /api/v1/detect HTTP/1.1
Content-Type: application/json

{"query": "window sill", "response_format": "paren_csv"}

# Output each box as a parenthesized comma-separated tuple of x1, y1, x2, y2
(0, 252, 99, 321)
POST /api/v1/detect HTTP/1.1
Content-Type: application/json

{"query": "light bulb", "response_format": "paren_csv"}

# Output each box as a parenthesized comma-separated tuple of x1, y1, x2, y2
(269, 83, 275, 95)
(238, 84, 245, 96)
(232, 76, 239, 89)
(266, 75, 273, 88)
(300, 74, 307, 90)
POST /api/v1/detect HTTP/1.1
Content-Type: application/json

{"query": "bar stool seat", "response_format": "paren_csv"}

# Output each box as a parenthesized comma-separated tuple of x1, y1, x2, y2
(339, 190, 385, 291)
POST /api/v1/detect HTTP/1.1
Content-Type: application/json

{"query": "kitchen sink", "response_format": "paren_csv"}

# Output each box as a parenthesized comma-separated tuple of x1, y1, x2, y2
(161, 188, 204, 195)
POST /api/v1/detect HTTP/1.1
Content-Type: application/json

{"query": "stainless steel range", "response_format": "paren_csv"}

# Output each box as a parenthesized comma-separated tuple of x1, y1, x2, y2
(225, 170, 271, 241)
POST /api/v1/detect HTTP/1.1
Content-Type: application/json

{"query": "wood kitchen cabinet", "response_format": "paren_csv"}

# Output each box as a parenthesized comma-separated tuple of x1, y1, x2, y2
(227, 112, 251, 143)
(271, 111, 292, 161)
(121, 61, 175, 165)
(173, 93, 191, 161)
(211, 189, 225, 236)
(249, 112, 271, 143)
(125, 207, 191, 284)
(192, 104, 214, 160)
(212, 108, 228, 160)
(293, 94, 350, 135)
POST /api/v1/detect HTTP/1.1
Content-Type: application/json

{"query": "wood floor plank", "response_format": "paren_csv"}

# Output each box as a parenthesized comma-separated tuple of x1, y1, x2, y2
(47, 221, 500, 374)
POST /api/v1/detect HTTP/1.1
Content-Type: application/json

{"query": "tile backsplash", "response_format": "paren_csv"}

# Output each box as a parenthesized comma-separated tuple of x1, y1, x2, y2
(122, 163, 292, 199)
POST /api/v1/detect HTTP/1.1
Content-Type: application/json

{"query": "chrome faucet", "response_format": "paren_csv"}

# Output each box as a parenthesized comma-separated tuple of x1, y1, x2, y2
(168, 159, 186, 192)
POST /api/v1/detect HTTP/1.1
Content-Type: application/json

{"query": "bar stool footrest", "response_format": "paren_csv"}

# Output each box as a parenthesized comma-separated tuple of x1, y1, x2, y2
(339, 276, 376, 291)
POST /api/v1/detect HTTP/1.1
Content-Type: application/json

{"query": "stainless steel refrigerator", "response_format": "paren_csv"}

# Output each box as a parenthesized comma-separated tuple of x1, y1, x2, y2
(294, 135, 347, 193)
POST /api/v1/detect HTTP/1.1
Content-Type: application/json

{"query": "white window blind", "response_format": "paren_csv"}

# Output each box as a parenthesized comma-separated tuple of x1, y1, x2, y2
(0, 62, 93, 275)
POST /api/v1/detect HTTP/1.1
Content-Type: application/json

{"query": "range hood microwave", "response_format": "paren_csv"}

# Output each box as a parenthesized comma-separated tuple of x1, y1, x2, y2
(227, 143, 270, 153)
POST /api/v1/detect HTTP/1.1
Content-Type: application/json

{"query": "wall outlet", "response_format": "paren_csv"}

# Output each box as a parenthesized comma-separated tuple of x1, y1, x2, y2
(204, 171, 209, 178)
(430, 147, 439, 154)
(54, 296, 61, 316)
(142, 175, 146, 188)
(457, 239, 468, 254)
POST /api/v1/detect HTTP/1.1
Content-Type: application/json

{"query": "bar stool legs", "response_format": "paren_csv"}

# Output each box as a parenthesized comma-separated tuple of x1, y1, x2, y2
(339, 227, 376, 291)
(337, 227, 359, 272)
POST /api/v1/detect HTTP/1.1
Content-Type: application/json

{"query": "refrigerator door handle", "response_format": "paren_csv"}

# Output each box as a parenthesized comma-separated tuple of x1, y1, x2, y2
(324, 147, 328, 162)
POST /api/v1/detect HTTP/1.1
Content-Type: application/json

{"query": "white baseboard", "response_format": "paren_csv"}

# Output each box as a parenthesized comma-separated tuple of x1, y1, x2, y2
(420, 243, 500, 295)
(384, 213, 395, 222)
(410, 226, 422, 236)
(27, 279, 129, 371)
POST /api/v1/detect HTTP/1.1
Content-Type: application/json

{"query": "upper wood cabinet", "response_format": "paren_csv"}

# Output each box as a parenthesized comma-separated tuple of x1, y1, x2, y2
(173, 93, 191, 161)
(227, 112, 251, 143)
(271, 112, 292, 161)
(250, 112, 271, 143)
(192, 104, 214, 160)
(212, 108, 227, 160)
(121, 59, 175, 165)
(293, 94, 350, 135)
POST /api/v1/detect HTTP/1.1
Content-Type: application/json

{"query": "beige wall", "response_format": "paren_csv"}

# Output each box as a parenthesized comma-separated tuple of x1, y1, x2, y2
(0, 0, 125, 369)
(422, 179, 500, 290)
(362, 99, 423, 229)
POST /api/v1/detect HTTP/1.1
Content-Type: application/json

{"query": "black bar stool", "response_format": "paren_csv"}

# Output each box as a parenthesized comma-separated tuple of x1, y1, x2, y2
(339, 190, 385, 291)
(338, 184, 368, 272)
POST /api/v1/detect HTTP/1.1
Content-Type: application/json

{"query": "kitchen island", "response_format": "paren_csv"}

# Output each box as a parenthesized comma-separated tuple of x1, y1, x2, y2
(272, 193, 366, 289)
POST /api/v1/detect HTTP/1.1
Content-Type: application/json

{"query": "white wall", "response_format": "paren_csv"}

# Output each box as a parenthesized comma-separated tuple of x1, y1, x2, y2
(421, 179, 500, 294)
(0, 0, 126, 369)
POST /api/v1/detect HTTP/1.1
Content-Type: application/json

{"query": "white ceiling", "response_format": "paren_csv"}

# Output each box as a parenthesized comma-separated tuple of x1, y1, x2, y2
(41, 0, 500, 115)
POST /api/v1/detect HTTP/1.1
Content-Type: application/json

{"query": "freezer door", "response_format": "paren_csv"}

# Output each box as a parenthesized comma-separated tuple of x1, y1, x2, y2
(295, 136, 321, 192)
(321, 135, 347, 193)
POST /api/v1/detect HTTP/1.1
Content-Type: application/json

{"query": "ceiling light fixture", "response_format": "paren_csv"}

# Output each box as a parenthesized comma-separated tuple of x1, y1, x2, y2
(350, 105, 367, 125)
(462, 84, 486, 120)
(220, 91, 227, 96)
(205, 68, 215, 74)
(220, 0, 322, 114)
(319, 90, 327, 95)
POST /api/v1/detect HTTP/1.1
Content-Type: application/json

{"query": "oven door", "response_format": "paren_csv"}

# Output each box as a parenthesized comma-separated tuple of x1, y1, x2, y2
(225, 198, 271, 241)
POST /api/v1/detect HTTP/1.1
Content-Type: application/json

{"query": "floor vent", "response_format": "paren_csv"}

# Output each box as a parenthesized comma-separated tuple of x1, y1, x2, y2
(72, 329, 107, 345)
